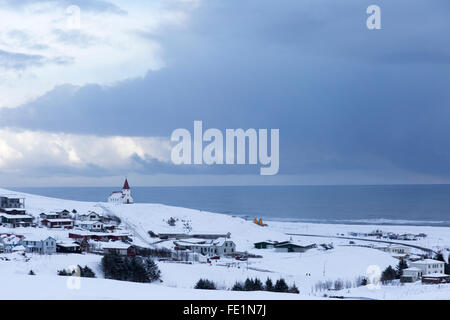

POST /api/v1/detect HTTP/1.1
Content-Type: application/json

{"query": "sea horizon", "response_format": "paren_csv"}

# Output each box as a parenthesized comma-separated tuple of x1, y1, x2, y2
(8, 184, 450, 227)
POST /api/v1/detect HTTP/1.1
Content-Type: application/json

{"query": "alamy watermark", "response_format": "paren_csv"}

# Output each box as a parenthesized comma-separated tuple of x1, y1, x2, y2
(170, 121, 279, 175)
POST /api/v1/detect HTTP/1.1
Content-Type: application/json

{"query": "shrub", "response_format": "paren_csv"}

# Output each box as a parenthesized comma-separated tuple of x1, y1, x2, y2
(274, 278, 289, 292)
(232, 282, 245, 291)
(244, 278, 264, 291)
(381, 265, 396, 283)
(101, 252, 161, 283)
(288, 283, 299, 294)
(195, 279, 216, 290)
(265, 278, 274, 291)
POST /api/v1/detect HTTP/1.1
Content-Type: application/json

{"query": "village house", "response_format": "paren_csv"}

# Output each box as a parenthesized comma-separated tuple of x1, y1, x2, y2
(102, 242, 135, 256)
(0, 213, 34, 228)
(0, 234, 24, 253)
(375, 245, 411, 259)
(274, 241, 316, 253)
(40, 213, 59, 220)
(41, 218, 74, 229)
(254, 240, 277, 249)
(174, 237, 236, 256)
(108, 179, 134, 204)
(401, 267, 423, 283)
(0, 195, 25, 210)
(78, 211, 102, 222)
(78, 221, 104, 232)
(56, 241, 81, 254)
(21, 236, 57, 254)
(409, 259, 446, 275)
(68, 231, 131, 242)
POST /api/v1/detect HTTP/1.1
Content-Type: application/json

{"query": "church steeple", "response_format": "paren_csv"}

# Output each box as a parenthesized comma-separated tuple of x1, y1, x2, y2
(123, 178, 130, 190)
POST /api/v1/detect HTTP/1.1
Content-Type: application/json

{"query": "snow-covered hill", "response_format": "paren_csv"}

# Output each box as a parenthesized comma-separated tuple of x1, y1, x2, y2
(1, 187, 450, 300)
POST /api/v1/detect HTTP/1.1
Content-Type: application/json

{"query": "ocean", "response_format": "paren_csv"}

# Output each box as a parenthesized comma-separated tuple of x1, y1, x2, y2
(10, 185, 450, 227)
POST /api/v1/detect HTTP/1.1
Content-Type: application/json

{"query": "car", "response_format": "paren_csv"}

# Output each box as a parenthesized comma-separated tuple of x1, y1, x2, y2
(210, 255, 220, 260)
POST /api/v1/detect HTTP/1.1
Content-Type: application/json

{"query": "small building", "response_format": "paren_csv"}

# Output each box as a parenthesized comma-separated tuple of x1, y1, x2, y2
(400, 267, 423, 283)
(68, 231, 131, 242)
(254, 241, 276, 249)
(0, 196, 25, 209)
(102, 242, 135, 256)
(410, 259, 446, 275)
(274, 242, 316, 253)
(21, 236, 56, 254)
(0, 234, 23, 253)
(79, 221, 103, 232)
(421, 274, 450, 284)
(41, 218, 74, 229)
(56, 241, 81, 254)
(57, 210, 72, 219)
(0, 214, 34, 228)
(78, 211, 102, 222)
(376, 245, 411, 259)
(174, 237, 236, 256)
(40, 213, 59, 220)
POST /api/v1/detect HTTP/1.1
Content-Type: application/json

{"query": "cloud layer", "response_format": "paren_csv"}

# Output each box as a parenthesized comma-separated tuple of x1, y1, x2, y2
(1, 0, 450, 185)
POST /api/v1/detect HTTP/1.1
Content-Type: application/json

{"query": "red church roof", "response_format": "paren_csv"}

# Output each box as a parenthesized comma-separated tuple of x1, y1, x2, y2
(123, 178, 130, 190)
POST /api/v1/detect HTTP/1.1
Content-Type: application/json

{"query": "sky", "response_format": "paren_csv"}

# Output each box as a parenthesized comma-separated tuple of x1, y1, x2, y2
(0, 0, 449, 187)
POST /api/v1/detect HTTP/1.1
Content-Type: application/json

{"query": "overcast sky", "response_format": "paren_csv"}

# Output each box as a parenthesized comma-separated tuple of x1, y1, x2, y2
(0, 0, 449, 187)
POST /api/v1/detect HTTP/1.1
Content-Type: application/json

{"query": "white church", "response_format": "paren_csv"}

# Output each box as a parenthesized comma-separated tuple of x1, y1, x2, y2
(108, 178, 134, 204)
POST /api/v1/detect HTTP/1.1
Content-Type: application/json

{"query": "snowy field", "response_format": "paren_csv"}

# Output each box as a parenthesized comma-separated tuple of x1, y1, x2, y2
(1, 188, 450, 300)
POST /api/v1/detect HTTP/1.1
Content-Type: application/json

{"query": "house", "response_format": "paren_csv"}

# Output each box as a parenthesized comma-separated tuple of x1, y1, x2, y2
(174, 237, 236, 256)
(21, 236, 56, 254)
(79, 221, 103, 231)
(58, 210, 72, 219)
(108, 178, 134, 204)
(421, 274, 450, 284)
(0, 234, 23, 253)
(41, 218, 74, 229)
(254, 241, 276, 249)
(274, 241, 316, 253)
(400, 267, 423, 283)
(68, 231, 131, 242)
(102, 242, 135, 256)
(376, 245, 411, 258)
(56, 241, 81, 253)
(40, 213, 60, 220)
(0, 213, 34, 228)
(410, 259, 446, 275)
(78, 211, 102, 222)
(0, 196, 25, 209)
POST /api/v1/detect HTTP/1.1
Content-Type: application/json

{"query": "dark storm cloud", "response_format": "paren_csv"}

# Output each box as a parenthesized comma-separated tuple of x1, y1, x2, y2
(2, 0, 450, 178)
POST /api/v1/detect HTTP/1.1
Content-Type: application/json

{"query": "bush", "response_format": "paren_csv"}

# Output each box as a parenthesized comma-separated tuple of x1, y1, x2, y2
(288, 283, 299, 294)
(265, 278, 274, 291)
(244, 278, 264, 291)
(80, 265, 96, 278)
(195, 279, 216, 290)
(396, 259, 408, 278)
(101, 252, 161, 283)
(57, 269, 71, 276)
(57, 265, 96, 278)
(231, 282, 245, 291)
(381, 265, 396, 283)
(274, 278, 289, 292)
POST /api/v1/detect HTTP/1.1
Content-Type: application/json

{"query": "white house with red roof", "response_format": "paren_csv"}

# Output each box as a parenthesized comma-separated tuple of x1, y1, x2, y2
(107, 178, 134, 204)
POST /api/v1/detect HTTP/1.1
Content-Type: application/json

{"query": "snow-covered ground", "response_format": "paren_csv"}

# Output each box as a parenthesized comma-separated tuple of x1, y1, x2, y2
(1, 188, 449, 300)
